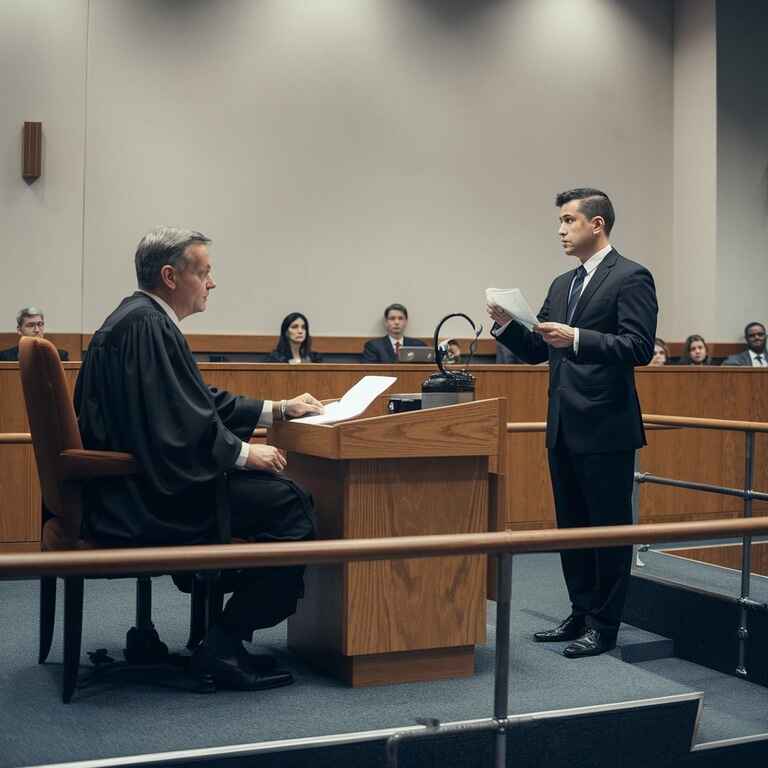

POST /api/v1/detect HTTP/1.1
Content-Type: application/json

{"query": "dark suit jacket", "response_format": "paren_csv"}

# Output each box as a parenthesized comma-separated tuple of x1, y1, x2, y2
(496, 249, 657, 455)
(722, 350, 760, 366)
(361, 336, 426, 363)
(0, 344, 69, 362)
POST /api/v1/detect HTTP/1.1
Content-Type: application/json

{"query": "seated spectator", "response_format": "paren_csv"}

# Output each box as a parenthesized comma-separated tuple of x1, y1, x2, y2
(442, 338, 463, 365)
(722, 322, 767, 367)
(649, 337, 670, 366)
(683, 334, 711, 366)
(362, 303, 425, 363)
(0, 306, 69, 361)
(266, 312, 322, 364)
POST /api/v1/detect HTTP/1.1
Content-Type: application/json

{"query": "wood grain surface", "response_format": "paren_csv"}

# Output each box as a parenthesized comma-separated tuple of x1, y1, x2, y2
(1, 364, 767, 547)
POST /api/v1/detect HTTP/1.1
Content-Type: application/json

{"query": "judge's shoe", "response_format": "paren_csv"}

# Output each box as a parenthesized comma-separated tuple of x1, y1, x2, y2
(191, 627, 293, 691)
(562, 628, 617, 659)
(533, 615, 585, 643)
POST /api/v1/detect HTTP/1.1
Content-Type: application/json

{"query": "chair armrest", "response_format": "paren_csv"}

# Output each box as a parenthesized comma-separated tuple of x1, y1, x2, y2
(58, 449, 139, 479)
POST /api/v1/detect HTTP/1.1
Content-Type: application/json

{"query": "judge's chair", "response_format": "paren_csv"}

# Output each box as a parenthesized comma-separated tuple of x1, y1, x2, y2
(18, 336, 221, 702)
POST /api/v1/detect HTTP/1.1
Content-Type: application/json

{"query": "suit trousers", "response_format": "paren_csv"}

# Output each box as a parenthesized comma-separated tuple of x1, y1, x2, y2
(547, 441, 635, 632)
(217, 471, 317, 640)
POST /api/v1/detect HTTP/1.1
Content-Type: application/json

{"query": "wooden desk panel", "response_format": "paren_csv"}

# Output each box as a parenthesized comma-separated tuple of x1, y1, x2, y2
(1, 363, 767, 546)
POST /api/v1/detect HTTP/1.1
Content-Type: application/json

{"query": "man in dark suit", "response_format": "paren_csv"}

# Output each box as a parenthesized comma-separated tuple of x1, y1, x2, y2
(489, 188, 657, 658)
(0, 307, 69, 361)
(721, 322, 767, 367)
(361, 303, 426, 362)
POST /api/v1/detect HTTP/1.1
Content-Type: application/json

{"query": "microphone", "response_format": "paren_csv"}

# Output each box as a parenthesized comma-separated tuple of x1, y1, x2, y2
(421, 313, 483, 410)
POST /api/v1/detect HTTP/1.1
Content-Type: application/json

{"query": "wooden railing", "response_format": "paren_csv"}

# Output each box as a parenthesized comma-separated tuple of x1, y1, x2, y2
(0, 516, 767, 578)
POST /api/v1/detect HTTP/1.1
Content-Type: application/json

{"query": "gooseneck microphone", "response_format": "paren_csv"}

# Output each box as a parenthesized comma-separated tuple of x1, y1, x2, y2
(421, 313, 483, 409)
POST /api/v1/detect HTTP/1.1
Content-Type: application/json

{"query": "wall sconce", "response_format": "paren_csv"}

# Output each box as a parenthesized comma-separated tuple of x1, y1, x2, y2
(22, 122, 42, 182)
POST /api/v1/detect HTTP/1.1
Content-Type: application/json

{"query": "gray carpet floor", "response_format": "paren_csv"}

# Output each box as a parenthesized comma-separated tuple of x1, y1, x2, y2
(0, 553, 766, 767)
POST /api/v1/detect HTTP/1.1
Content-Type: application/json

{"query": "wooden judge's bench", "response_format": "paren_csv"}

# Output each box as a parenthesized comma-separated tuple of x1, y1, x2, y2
(269, 398, 506, 686)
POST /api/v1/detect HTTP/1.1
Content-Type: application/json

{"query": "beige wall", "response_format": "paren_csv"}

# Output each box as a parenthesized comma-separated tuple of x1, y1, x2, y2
(0, 0, 87, 333)
(716, 0, 768, 340)
(5, 0, 723, 341)
(671, 0, 717, 340)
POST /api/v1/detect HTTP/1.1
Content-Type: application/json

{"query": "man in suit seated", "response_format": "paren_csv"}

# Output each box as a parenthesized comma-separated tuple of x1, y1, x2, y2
(362, 303, 426, 362)
(722, 322, 767, 367)
(0, 307, 69, 361)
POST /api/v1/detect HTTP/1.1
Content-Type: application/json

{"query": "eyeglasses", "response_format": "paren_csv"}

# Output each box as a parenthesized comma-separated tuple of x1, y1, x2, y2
(22, 321, 45, 329)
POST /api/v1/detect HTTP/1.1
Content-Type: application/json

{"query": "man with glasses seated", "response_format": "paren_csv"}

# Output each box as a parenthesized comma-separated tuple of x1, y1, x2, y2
(0, 306, 69, 361)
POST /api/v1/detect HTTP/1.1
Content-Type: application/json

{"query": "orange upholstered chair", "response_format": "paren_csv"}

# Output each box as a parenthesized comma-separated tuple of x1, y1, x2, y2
(18, 336, 218, 702)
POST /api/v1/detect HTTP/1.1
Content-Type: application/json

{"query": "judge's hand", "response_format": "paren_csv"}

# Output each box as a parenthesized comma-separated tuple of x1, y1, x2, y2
(285, 393, 324, 418)
(486, 302, 513, 327)
(535, 322, 575, 348)
(246, 444, 287, 473)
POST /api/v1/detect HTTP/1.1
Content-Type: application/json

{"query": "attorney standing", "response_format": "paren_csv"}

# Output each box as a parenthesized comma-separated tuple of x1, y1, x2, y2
(488, 188, 657, 658)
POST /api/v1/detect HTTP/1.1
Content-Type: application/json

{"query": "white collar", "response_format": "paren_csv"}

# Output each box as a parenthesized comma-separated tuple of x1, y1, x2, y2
(749, 349, 765, 361)
(389, 335, 404, 347)
(139, 290, 180, 328)
(579, 244, 612, 275)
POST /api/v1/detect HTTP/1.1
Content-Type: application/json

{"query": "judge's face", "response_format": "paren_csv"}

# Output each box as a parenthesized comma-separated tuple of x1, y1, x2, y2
(385, 310, 407, 338)
(558, 200, 602, 261)
(174, 244, 216, 319)
(746, 324, 766, 354)
(18, 315, 45, 338)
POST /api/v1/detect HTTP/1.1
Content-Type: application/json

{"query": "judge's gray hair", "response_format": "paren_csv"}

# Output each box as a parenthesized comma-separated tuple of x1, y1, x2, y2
(17, 306, 44, 327)
(134, 226, 211, 290)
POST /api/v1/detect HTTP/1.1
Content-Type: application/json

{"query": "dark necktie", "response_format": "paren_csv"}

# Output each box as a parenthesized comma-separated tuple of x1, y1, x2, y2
(566, 266, 587, 323)
(756, 354, 764, 367)
(394, 341, 401, 358)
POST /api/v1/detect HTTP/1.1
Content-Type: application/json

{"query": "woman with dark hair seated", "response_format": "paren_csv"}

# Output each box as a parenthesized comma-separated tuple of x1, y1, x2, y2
(266, 312, 323, 364)
(649, 337, 670, 366)
(684, 334, 711, 366)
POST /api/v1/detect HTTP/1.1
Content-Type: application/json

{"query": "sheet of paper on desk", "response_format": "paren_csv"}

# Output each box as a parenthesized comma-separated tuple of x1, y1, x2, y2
(291, 375, 397, 425)
(485, 288, 539, 331)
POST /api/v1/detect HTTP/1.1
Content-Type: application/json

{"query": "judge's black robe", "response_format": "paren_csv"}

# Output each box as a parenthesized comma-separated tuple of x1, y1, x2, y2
(74, 292, 315, 638)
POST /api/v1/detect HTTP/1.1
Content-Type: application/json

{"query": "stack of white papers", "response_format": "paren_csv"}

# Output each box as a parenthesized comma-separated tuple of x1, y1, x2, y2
(290, 375, 397, 426)
(485, 288, 538, 330)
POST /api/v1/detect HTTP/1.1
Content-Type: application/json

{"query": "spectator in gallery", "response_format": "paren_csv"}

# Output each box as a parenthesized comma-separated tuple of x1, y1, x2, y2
(0, 306, 69, 361)
(649, 337, 670, 366)
(361, 303, 426, 363)
(683, 334, 711, 366)
(442, 338, 463, 365)
(721, 322, 767, 367)
(266, 312, 323, 364)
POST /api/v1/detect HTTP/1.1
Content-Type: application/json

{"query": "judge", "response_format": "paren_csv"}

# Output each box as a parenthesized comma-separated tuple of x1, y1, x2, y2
(74, 226, 324, 690)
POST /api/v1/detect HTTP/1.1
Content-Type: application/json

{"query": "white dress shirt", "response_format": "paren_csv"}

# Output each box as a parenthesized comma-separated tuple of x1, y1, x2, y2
(749, 349, 767, 367)
(569, 244, 612, 353)
(139, 290, 272, 468)
(389, 336, 404, 356)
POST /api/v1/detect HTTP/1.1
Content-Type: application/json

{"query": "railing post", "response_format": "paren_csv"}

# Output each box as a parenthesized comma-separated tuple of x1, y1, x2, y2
(494, 553, 513, 768)
(736, 431, 755, 678)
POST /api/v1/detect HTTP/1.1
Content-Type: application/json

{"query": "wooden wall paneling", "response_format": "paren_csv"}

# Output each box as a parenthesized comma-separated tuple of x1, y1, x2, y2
(660, 541, 768, 577)
(344, 457, 488, 656)
(0, 445, 40, 542)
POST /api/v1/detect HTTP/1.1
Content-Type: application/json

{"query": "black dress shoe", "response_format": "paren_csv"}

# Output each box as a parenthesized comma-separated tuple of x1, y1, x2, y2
(562, 628, 617, 659)
(191, 643, 294, 691)
(533, 615, 586, 643)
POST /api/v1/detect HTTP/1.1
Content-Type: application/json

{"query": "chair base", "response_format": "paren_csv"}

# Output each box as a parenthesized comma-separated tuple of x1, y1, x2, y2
(79, 648, 216, 695)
